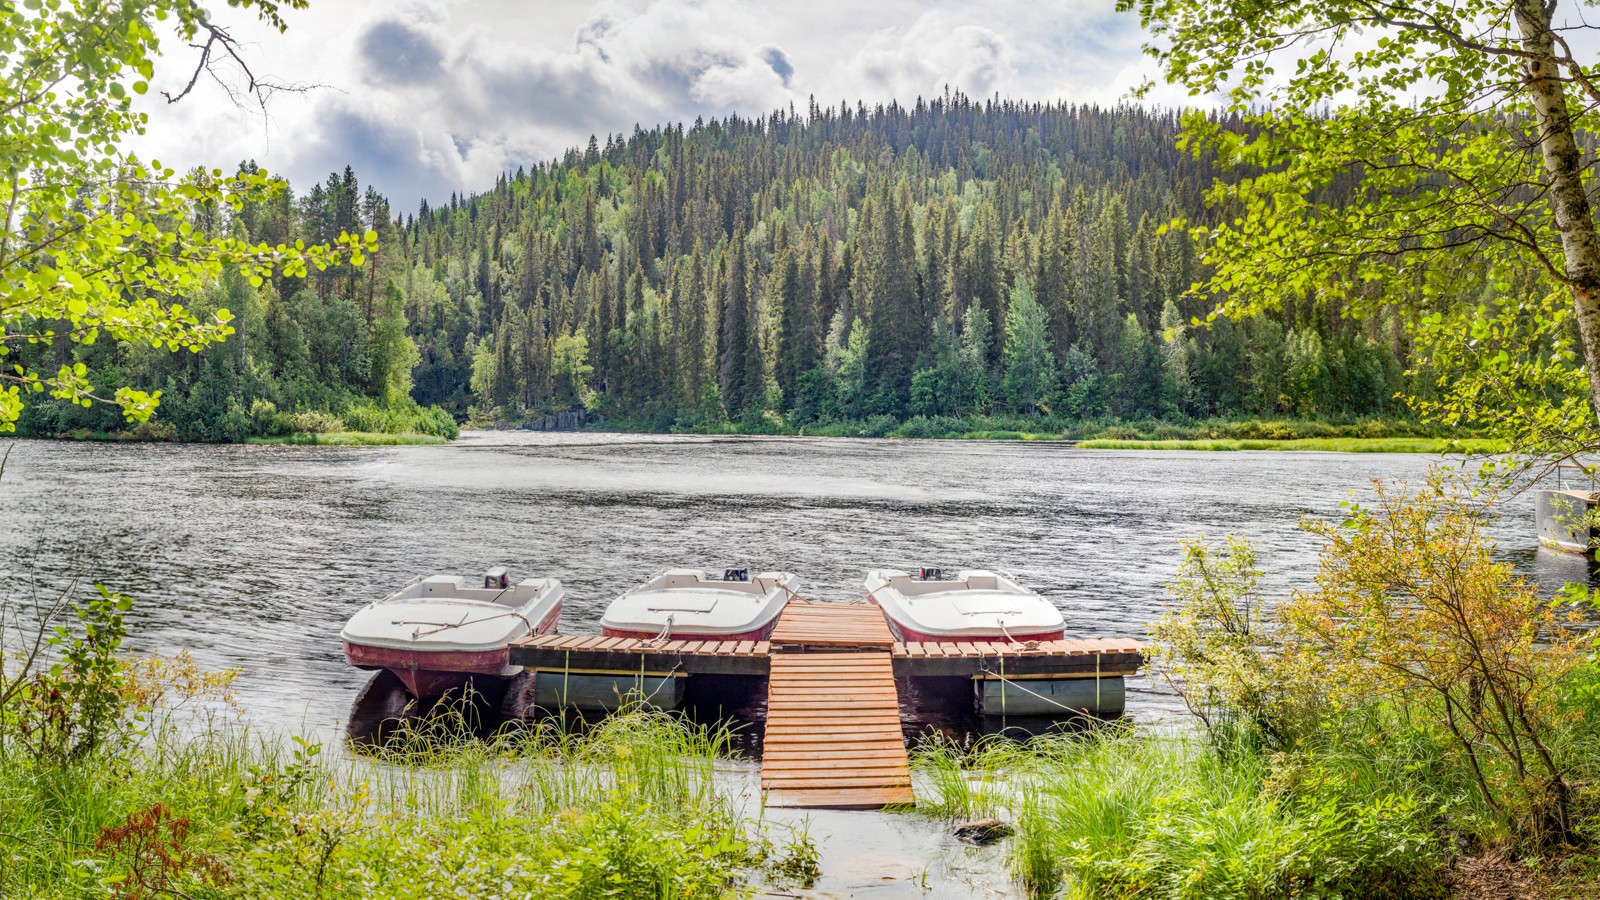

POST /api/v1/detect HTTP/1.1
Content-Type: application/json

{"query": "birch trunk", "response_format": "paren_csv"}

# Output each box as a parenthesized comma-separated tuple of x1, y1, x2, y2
(1516, 0, 1600, 421)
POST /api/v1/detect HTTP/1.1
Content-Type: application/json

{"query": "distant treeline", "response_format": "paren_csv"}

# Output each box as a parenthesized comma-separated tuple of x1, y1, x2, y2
(19, 94, 1425, 440)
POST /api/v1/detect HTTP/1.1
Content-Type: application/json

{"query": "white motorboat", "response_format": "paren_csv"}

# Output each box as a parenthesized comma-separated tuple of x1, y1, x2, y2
(342, 567, 563, 697)
(600, 568, 799, 641)
(864, 567, 1066, 643)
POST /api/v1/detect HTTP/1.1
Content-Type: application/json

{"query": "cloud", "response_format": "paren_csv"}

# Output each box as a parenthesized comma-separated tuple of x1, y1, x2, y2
(358, 19, 446, 86)
(758, 45, 794, 87)
(128, 0, 1153, 210)
(846, 17, 1018, 100)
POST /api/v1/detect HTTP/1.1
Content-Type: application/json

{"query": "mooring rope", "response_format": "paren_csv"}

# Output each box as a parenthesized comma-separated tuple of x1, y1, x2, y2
(631, 660, 685, 708)
(995, 619, 1041, 650)
(643, 613, 676, 647)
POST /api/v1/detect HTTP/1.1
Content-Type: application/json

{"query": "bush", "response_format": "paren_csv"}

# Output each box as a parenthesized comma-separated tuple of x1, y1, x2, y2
(340, 400, 459, 438)
(217, 398, 253, 443)
(249, 399, 293, 437)
(413, 404, 459, 438)
(893, 415, 967, 439)
(289, 410, 344, 434)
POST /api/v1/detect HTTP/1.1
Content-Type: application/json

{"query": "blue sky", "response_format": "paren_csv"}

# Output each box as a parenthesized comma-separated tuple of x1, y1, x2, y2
(131, 0, 1166, 210)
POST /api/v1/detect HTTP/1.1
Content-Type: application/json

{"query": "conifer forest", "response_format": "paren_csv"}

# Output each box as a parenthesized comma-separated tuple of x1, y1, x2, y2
(18, 96, 1417, 440)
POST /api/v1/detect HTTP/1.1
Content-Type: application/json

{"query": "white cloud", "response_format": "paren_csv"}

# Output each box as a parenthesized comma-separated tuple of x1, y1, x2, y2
(127, 0, 1154, 209)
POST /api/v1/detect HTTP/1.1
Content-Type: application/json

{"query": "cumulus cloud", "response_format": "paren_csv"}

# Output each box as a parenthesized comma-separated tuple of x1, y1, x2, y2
(847, 18, 1017, 100)
(128, 0, 1153, 209)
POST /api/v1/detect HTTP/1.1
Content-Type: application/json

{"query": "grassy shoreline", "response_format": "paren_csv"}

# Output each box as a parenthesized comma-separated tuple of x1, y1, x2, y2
(33, 417, 1494, 452)
(1075, 436, 1507, 453)
(1, 711, 815, 899)
(245, 431, 449, 446)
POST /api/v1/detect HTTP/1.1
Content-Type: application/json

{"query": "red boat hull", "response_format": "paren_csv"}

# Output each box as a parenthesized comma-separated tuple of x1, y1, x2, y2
(602, 622, 776, 643)
(345, 602, 562, 697)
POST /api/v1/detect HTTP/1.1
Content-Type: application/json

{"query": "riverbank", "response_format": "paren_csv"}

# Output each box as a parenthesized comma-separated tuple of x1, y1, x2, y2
(555, 414, 1494, 451)
(246, 431, 449, 446)
(911, 727, 1600, 900)
(1076, 436, 1507, 453)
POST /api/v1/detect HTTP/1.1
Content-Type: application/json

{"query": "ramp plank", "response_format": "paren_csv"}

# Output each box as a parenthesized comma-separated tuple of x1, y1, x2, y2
(760, 630, 911, 810)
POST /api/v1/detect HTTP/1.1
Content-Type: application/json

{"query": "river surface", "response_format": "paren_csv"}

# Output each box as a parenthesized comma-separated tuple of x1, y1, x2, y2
(1, 432, 1589, 897)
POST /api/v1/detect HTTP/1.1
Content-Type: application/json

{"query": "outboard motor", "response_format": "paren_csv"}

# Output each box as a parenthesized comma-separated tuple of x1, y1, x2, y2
(917, 566, 943, 581)
(485, 566, 510, 589)
(722, 568, 750, 582)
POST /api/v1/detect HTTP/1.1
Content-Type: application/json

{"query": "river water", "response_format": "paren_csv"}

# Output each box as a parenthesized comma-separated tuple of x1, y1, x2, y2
(1, 432, 1588, 897)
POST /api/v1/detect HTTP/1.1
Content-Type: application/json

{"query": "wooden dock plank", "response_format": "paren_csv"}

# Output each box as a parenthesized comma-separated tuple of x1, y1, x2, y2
(761, 627, 912, 810)
(767, 601, 895, 648)
(763, 787, 915, 809)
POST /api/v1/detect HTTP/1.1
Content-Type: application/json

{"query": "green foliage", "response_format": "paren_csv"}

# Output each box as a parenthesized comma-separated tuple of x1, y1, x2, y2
(1290, 474, 1590, 845)
(1001, 279, 1056, 415)
(2, 585, 133, 766)
(916, 734, 1444, 900)
(1076, 436, 1507, 453)
(179, 100, 1414, 438)
(1149, 537, 1298, 748)
(1121, 0, 1600, 456)
(0, 1, 375, 432)
(1152, 475, 1598, 849)
(0, 696, 806, 899)
(340, 400, 458, 438)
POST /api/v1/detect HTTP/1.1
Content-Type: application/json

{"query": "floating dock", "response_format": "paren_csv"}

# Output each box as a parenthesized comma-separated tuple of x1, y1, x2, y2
(508, 600, 1142, 810)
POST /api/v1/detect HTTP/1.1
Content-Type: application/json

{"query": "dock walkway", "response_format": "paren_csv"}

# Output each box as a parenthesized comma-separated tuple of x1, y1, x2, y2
(761, 602, 911, 808)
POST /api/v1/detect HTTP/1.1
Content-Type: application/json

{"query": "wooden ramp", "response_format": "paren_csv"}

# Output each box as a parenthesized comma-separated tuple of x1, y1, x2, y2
(760, 603, 912, 809)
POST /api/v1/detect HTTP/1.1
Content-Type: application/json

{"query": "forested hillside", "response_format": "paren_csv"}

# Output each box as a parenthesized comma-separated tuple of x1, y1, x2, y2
(19, 94, 1421, 440)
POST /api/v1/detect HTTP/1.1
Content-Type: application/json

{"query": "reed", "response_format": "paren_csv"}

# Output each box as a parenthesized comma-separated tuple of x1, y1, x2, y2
(0, 708, 806, 899)
(912, 730, 1445, 900)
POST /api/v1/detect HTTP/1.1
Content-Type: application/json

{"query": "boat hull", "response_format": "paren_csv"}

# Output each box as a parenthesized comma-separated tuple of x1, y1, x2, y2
(601, 623, 775, 642)
(1536, 489, 1599, 559)
(879, 616, 1064, 645)
(345, 602, 562, 697)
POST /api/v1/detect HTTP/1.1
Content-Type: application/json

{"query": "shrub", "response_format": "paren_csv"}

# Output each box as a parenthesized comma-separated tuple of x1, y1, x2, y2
(413, 404, 459, 438)
(1287, 472, 1588, 846)
(249, 399, 293, 437)
(217, 398, 253, 443)
(289, 411, 344, 434)
(1148, 536, 1308, 749)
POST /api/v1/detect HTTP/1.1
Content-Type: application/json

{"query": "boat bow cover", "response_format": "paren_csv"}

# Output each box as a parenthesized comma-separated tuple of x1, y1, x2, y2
(865, 569, 1065, 638)
(601, 569, 798, 636)
(340, 576, 562, 653)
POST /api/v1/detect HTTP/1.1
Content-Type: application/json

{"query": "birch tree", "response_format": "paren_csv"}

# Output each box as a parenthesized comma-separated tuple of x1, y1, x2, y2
(0, 0, 372, 431)
(1123, 0, 1600, 453)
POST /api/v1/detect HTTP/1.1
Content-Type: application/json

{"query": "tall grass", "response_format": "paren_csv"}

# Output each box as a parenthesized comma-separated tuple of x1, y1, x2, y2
(0, 709, 808, 899)
(913, 731, 1445, 900)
